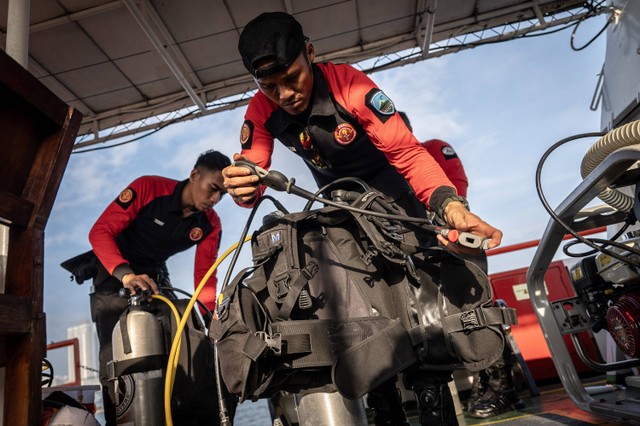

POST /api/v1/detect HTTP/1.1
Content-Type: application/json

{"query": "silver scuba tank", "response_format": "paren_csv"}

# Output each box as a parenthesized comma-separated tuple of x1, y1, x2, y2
(109, 306, 165, 425)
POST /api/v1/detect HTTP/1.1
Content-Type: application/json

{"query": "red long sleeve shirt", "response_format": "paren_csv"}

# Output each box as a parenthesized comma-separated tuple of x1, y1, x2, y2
(89, 176, 222, 311)
(237, 62, 456, 210)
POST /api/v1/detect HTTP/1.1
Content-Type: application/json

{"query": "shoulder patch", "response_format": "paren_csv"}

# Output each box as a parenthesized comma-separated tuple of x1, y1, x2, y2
(240, 120, 254, 149)
(115, 187, 136, 209)
(365, 89, 396, 123)
(441, 145, 458, 159)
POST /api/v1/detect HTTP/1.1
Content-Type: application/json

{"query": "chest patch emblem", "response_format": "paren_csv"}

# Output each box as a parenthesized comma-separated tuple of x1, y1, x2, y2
(333, 123, 357, 145)
(299, 130, 313, 150)
(118, 188, 133, 203)
(240, 120, 253, 148)
(190, 227, 203, 241)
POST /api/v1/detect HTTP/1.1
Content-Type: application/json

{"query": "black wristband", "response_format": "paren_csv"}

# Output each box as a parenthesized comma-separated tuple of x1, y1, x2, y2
(435, 195, 469, 225)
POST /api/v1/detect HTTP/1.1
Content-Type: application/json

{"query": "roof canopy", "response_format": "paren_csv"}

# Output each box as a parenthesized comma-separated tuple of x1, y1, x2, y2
(0, 0, 603, 148)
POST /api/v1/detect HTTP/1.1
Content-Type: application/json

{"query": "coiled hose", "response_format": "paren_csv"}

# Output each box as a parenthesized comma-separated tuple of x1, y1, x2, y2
(580, 120, 640, 212)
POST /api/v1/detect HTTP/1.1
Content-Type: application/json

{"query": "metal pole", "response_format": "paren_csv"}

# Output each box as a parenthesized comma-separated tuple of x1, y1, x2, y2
(6, 0, 31, 67)
(0, 225, 7, 293)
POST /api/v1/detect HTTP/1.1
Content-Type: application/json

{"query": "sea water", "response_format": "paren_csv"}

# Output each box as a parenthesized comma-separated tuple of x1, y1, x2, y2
(93, 399, 272, 425)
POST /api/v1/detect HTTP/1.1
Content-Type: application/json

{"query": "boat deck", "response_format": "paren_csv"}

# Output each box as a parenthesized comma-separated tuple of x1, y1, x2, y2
(399, 377, 639, 426)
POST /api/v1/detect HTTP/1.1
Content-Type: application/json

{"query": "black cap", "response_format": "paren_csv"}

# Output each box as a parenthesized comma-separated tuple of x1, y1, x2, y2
(238, 12, 306, 78)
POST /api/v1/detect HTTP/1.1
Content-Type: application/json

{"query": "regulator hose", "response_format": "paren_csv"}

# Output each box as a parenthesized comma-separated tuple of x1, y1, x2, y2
(163, 236, 252, 426)
(580, 120, 640, 211)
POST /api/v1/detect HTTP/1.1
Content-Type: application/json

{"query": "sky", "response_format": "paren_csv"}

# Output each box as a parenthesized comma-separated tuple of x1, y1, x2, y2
(40, 13, 612, 380)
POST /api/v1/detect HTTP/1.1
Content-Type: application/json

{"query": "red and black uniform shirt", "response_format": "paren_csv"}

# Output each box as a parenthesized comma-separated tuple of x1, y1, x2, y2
(89, 176, 222, 310)
(238, 62, 456, 211)
(422, 139, 469, 198)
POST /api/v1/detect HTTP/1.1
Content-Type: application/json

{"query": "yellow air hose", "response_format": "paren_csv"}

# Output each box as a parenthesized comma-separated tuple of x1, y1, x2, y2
(163, 235, 252, 426)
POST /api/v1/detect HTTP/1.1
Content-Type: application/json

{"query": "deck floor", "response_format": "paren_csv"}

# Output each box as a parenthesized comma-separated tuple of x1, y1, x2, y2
(400, 378, 639, 425)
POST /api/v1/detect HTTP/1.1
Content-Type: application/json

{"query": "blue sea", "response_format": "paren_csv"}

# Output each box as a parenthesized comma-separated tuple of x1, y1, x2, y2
(93, 399, 273, 425)
(234, 399, 273, 426)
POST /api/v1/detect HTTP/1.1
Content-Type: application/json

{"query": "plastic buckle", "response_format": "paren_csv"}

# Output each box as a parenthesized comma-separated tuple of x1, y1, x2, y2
(460, 310, 480, 333)
(255, 331, 282, 355)
(302, 261, 319, 279)
(360, 249, 376, 265)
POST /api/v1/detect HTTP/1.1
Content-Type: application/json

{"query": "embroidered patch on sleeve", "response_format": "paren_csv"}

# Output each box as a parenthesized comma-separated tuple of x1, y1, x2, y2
(240, 120, 254, 149)
(115, 187, 136, 209)
(365, 89, 396, 123)
(441, 145, 458, 160)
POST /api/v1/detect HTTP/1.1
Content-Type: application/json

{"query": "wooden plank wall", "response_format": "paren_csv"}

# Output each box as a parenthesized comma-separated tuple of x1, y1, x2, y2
(0, 49, 82, 426)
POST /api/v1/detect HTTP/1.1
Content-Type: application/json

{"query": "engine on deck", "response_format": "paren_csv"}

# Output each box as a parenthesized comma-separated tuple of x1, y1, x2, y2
(569, 232, 640, 358)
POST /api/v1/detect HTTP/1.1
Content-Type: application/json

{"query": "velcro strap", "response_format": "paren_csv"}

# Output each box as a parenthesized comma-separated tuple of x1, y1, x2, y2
(408, 326, 426, 347)
(271, 320, 335, 368)
(442, 307, 517, 333)
(242, 333, 269, 362)
(282, 334, 312, 355)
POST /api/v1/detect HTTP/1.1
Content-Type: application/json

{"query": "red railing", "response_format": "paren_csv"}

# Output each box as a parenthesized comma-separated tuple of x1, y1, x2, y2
(486, 226, 606, 257)
(46, 338, 81, 386)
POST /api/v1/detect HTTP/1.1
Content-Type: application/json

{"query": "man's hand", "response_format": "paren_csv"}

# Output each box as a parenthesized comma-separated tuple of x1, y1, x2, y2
(122, 273, 159, 295)
(436, 201, 503, 254)
(222, 153, 261, 204)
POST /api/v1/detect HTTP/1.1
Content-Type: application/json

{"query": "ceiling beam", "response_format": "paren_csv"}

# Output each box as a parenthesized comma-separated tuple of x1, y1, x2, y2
(283, 0, 294, 15)
(30, 1, 123, 33)
(123, 0, 206, 111)
(421, 0, 438, 57)
(29, 58, 95, 116)
(143, 1, 204, 91)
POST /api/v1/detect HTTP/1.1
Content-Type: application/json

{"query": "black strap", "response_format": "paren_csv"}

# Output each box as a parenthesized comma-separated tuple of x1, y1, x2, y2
(442, 306, 518, 333)
(106, 354, 166, 379)
(347, 191, 435, 265)
(242, 333, 270, 362)
(276, 261, 319, 321)
(216, 264, 262, 318)
(118, 309, 132, 354)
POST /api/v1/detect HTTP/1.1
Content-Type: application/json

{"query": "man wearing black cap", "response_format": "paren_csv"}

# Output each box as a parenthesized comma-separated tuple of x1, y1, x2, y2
(223, 11, 503, 426)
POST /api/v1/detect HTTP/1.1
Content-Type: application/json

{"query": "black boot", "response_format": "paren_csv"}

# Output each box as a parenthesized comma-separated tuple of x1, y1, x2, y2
(467, 365, 525, 419)
(466, 370, 488, 411)
(413, 383, 458, 426)
(367, 384, 410, 426)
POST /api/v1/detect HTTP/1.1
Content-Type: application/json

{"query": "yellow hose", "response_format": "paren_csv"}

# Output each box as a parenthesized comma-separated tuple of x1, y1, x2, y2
(163, 235, 252, 426)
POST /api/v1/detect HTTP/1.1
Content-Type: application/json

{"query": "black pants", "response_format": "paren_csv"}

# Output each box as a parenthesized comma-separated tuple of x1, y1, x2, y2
(90, 275, 130, 426)
(367, 184, 456, 412)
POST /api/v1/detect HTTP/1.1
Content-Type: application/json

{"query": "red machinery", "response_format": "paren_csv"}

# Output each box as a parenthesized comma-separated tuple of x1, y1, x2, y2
(487, 228, 605, 383)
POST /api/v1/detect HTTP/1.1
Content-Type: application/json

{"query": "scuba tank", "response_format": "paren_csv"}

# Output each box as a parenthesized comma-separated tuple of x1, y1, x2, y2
(109, 299, 165, 425)
(107, 288, 230, 426)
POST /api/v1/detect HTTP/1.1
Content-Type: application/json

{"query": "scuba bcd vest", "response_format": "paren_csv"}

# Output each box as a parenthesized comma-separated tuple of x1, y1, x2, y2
(210, 190, 516, 402)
